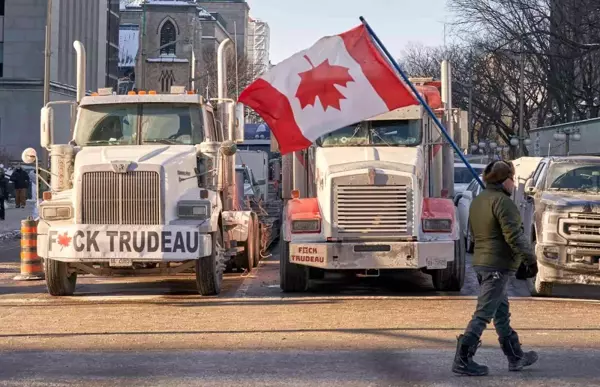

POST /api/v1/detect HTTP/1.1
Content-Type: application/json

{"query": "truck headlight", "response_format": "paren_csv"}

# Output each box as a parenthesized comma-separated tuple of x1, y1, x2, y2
(178, 201, 211, 220)
(41, 206, 72, 220)
(423, 218, 452, 233)
(291, 220, 321, 234)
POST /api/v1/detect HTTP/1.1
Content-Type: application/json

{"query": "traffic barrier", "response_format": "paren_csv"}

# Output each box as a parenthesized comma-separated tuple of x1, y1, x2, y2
(13, 217, 45, 281)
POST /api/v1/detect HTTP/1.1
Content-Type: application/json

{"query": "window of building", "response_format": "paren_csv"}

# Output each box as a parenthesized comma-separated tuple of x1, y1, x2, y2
(160, 21, 176, 55)
(0, 0, 5, 16)
(0, 43, 3, 78)
(159, 70, 176, 93)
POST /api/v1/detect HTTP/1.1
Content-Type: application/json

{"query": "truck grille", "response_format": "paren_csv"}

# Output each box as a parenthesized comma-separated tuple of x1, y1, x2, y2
(81, 171, 161, 225)
(334, 185, 412, 238)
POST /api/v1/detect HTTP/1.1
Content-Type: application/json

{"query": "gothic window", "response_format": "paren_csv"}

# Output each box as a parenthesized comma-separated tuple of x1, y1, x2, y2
(160, 21, 176, 55)
(160, 70, 176, 93)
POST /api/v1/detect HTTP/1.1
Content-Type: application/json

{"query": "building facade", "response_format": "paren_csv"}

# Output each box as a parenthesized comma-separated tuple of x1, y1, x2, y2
(247, 16, 269, 77)
(0, 0, 112, 159)
(119, 0, 230, 94)
(196, 0, 248, 56)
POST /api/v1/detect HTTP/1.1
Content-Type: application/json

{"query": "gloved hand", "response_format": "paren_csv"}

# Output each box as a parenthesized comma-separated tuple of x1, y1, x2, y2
(516, 261, 538, 280)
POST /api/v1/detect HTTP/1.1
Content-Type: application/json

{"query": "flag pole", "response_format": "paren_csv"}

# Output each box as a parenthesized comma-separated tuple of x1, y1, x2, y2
(359, 17, 484, 188)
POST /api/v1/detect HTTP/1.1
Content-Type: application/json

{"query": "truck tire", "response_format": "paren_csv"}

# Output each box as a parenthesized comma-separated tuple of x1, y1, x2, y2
(45, 259, 77, 296)
(253, 218, 261, 267)
(465, 221, 474, 254)
(431, 236, 466, 292)
(280, 239, 308, 292)
(196, 231, 224, 296)
(236, 223, 255, 272)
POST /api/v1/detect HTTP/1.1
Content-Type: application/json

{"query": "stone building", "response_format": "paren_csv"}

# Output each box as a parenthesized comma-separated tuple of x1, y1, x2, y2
(119, 0, 230, 94)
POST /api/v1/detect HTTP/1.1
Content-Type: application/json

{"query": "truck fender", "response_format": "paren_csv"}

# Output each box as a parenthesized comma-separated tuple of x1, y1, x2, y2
(223, 210, 254, 243)
(421, 197, 459, 241)
(284, 198, 321, 242)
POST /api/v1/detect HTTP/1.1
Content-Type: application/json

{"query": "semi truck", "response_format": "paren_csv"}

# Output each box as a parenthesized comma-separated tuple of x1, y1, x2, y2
(22, 40, 259, 296)
(277, 77, 467, 292)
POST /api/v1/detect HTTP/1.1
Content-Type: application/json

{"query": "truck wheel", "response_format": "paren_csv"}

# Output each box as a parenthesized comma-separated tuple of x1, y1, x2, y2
(45, 259, 77, 296)
(196, 231, 224, 296)
(431, 236, 466, 292)
(236, 223, 255, 272)
(280, 239, 308, 292)
(465, 222, 474, 254)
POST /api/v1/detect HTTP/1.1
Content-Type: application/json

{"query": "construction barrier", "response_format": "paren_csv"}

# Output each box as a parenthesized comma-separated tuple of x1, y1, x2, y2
(13, 217, 44, 281)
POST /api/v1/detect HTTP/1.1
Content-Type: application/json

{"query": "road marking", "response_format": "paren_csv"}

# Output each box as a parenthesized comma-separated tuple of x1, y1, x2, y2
(233, 259, 267, 298)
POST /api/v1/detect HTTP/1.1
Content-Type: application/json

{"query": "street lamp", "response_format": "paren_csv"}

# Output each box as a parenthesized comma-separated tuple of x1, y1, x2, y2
(553, 127, 581, 155)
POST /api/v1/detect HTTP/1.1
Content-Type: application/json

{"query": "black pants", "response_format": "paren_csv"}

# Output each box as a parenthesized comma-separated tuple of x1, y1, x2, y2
(463, 267, 515, 345)
(0, 199, 5, 220)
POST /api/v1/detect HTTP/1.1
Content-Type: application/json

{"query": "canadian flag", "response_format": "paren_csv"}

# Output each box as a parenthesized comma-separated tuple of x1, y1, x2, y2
(239, 25, 419, 154)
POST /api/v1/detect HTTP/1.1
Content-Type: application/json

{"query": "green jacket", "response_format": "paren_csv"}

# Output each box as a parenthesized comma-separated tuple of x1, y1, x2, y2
(468, 184, 536, 271)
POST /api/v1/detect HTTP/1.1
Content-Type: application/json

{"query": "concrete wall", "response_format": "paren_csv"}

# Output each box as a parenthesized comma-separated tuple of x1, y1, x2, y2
(0, 0, 108, 160)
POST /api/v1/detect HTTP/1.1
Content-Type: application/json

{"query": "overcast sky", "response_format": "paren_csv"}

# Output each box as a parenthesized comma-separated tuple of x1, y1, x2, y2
(247, 0, 448, 64)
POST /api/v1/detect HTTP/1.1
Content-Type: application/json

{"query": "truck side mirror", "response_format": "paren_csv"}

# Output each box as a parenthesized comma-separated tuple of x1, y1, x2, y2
(41, 106, 54, 149)
(524, 178, 536, 196)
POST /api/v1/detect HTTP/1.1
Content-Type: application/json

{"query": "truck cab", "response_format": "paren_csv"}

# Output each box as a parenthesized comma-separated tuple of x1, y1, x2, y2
(279, 81, 466, 292)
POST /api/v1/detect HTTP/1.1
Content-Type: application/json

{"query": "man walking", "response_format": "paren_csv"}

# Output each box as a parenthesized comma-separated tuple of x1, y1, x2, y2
(452, 160, 539, 376)
(10, 165, 30, 209)
(0, 170, 7, 220)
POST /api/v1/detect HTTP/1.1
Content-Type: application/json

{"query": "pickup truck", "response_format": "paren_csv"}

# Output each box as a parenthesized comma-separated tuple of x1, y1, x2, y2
(518, 156, 600, 296)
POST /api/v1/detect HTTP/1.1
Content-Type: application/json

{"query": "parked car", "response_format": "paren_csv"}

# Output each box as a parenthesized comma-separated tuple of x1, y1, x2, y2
(454, 177, 484, 253)
(515, 156, 600, 296)
(454, 162, 485, 197)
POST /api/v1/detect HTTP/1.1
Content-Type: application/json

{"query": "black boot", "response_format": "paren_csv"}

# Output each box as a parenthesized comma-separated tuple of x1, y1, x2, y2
(452, 335, 489, 376)
(499, 332, 538, 371)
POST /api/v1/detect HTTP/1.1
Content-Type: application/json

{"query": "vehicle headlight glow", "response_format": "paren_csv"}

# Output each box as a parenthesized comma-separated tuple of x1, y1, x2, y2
(423, 218, 452, 233)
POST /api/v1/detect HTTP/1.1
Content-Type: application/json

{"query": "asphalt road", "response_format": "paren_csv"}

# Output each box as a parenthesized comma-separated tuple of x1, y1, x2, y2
(1, 237, 600, 386)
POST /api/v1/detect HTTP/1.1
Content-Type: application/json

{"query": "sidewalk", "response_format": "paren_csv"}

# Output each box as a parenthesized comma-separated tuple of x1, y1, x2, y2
(0, 205, 33, 239)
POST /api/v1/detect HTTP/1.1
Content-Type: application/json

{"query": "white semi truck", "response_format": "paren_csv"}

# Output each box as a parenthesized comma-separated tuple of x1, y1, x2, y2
(278, 78, 467, 292)
(22, 40, 260, 296)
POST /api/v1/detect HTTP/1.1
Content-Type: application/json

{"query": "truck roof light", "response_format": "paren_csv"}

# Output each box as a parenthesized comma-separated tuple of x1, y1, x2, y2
(291, 189, 300, 199)
(138, 91, 147, 95)
(148, 90, 157, 95)
(187, 91, 195, 95)
(43, 191, 52, 201)
(91, 92, 99, 96)
(97, 87, 113, 96)
(127, 91, 136, 95)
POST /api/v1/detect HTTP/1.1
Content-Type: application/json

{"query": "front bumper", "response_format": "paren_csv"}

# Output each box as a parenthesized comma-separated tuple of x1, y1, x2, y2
(37, 224, 212, 262)
(536, 243, 600, 285)
(289, 241, 454, 270)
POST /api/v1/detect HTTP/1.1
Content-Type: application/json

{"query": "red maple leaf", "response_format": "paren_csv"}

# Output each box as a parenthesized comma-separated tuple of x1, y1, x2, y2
(295, 56, 354, 111)
(57, 232, 72, 249)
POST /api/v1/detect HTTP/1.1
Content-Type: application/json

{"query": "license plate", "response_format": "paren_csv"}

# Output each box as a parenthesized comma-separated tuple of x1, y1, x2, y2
(110, 259, 133, 267)
(426, 257, 447, 270)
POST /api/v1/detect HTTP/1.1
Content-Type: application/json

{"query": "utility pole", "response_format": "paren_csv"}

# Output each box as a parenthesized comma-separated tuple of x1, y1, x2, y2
(43, 0, 52, 106)
(518, 51, 525, 157)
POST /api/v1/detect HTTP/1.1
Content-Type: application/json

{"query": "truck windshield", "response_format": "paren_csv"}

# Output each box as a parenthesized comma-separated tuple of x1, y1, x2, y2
(74, 103, 204, 146)
(315, 119, 421, 147)
(546, 162, 600, 192)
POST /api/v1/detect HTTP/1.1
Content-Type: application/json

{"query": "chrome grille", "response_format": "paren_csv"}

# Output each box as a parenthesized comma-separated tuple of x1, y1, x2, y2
(81, 171, 161, 225)
(334, 185, 412, 238)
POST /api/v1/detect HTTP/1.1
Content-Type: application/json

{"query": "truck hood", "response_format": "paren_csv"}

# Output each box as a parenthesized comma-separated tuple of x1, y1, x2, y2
(75, 145, 196, 168)
(317, 147, 421, 174)
(541, 191, 600, 211)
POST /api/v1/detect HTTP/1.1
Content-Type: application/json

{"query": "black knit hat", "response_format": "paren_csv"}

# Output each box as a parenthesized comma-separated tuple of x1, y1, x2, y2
(483, 160, 515, 185)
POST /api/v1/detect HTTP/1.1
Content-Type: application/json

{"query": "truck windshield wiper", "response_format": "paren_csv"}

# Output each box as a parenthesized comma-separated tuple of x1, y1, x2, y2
(143, 139, 179, 145)
(370, 129, 393, 146)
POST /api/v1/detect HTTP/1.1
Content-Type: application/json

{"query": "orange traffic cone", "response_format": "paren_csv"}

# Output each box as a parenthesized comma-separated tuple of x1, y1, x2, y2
(13, 217, 44, 281)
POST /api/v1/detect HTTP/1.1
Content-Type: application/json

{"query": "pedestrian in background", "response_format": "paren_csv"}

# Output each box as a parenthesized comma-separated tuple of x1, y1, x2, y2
(10, 165, 30, 209)
(0, 170, 7, 221)
(452, 160, 539, 376)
